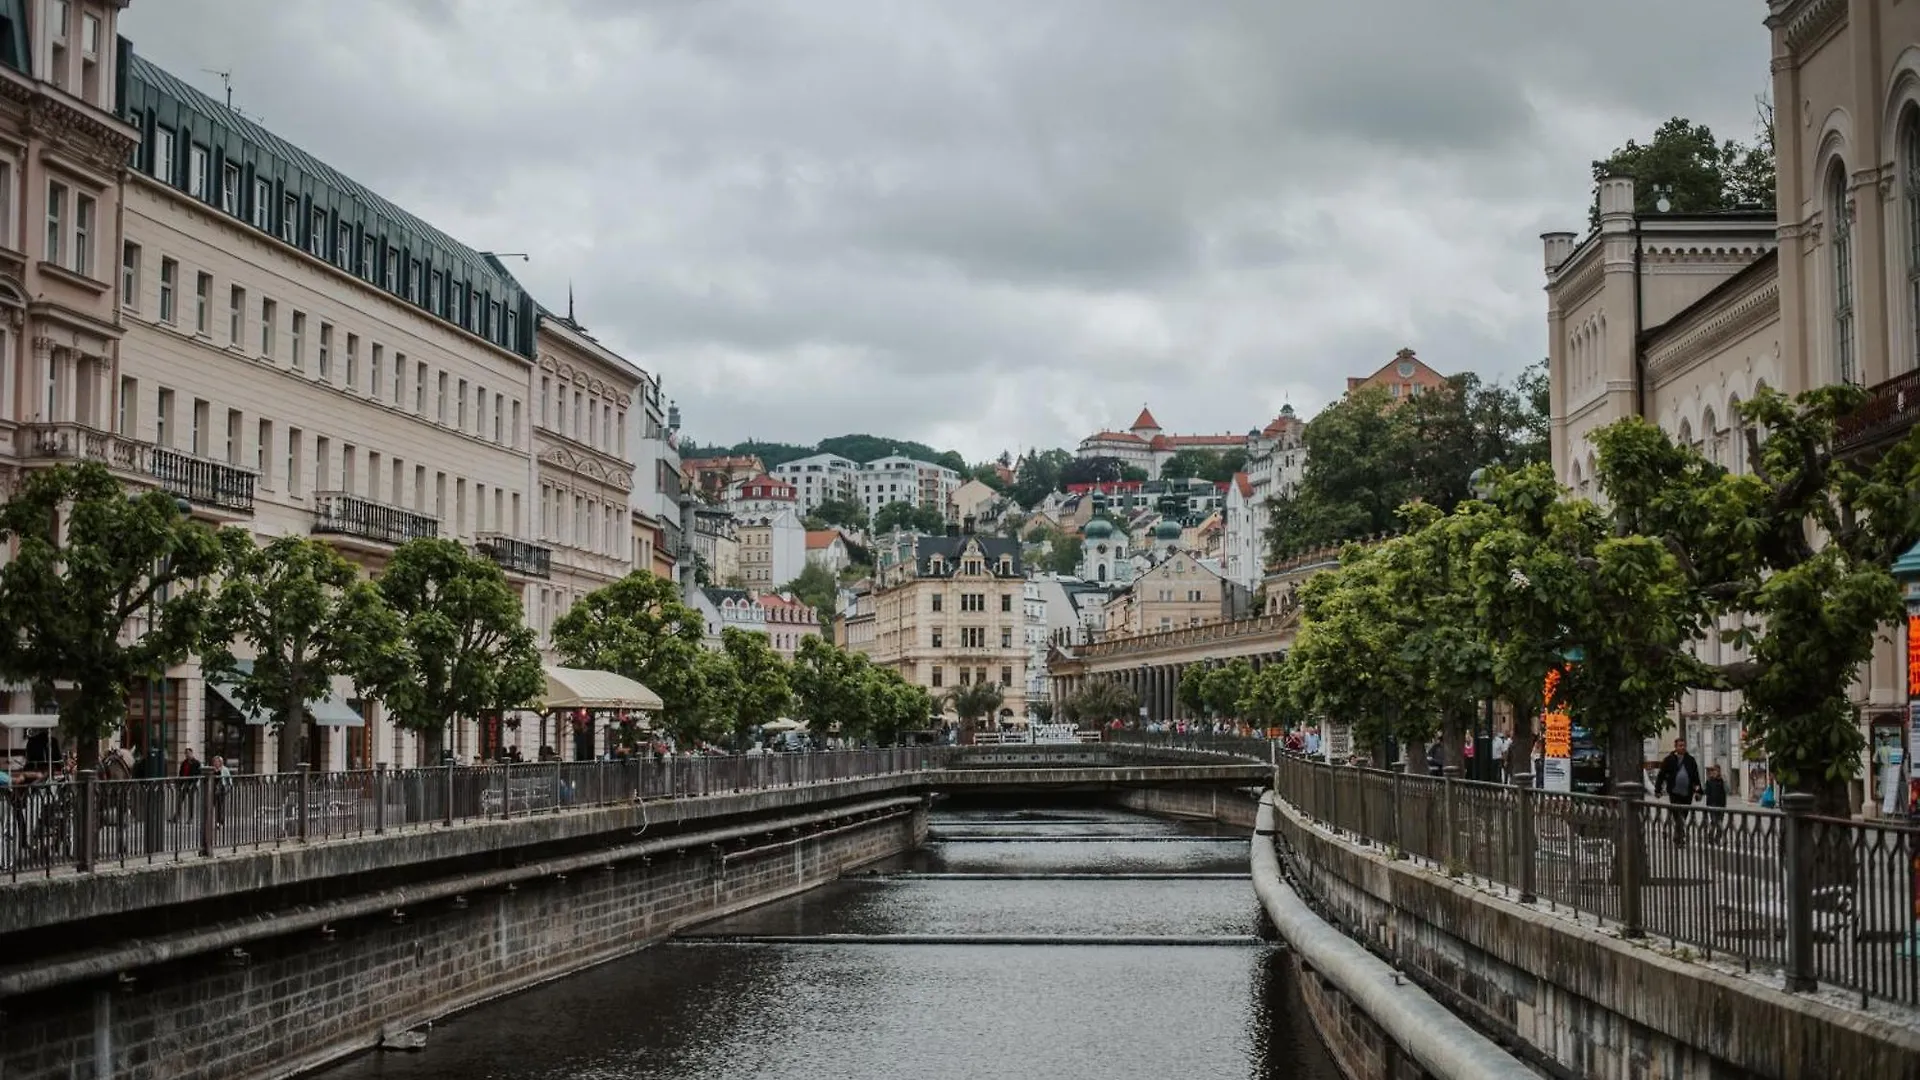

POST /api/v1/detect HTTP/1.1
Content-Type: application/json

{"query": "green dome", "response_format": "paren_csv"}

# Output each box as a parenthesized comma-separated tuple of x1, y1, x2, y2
(1154, 519, 1182, 541)
(1084, 518, 1115, 539)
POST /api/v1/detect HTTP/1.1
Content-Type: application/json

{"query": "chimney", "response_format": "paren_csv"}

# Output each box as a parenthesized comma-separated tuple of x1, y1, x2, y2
(1541, 231, 1577, 274)
(1597, 175, 1636, 232)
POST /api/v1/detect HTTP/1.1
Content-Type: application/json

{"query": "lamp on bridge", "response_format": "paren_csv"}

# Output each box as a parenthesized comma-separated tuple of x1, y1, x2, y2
(1889, 539, 1920, 819)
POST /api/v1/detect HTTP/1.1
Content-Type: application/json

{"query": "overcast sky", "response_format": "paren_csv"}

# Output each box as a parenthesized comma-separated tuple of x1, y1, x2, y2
(122, 1, 1772, 463)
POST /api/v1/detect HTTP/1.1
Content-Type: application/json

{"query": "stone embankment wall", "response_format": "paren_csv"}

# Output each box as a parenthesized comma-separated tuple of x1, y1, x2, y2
(0, 800, 926, 1080)
(1270, 795, 1920, 1080)
(1111, 785, 1260, 828)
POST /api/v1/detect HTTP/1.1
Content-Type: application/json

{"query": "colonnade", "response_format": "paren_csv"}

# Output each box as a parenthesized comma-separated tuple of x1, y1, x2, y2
(1051, 651, 1286, 725)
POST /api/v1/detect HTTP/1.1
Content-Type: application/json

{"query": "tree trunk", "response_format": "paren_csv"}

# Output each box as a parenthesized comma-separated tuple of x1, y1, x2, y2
(278, 693, 305, 773)
(418, 723, 447, 764)
(1607, 724, 1642, 794)
(1509, 703, 1537, 783)
(1441, 709, 1465, 773)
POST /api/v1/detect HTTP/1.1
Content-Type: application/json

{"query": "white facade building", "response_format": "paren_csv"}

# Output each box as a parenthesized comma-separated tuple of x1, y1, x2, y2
(771, 452, 858, 514)
(856, 455, 960, 521)
(737, 504, 806, 590)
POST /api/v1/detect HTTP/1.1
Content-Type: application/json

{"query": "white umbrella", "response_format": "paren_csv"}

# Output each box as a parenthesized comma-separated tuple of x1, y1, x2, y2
(761, 717, 804, 732)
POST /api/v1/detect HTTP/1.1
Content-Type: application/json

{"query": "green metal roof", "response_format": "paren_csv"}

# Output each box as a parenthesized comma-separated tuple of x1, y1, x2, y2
(122, 50, 533, 359)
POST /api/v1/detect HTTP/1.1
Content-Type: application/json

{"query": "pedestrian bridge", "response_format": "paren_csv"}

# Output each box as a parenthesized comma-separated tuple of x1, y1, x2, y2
(0, 741, 1272, 941)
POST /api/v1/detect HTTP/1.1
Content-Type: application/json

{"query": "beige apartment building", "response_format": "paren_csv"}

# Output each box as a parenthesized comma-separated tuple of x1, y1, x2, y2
(857, 532, 1028, 726)
(0, 10, 678, 774)
(1102, 551, 1226, 637)
(529, 311, 647, 650)
(1543, 0, 1920, 806)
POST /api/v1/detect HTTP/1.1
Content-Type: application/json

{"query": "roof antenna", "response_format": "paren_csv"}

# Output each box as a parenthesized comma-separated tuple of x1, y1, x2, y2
(202, 69, 232, 109)
(567, 281, 575, 323)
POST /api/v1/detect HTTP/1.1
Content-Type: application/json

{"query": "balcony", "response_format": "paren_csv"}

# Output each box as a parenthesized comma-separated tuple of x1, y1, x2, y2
(312, 491, 439, 546)
(475, 533, 552, 579)
(148, 447, 256, 513)
(20, 422, 256, 514)
(1835, 368, 1920, 455)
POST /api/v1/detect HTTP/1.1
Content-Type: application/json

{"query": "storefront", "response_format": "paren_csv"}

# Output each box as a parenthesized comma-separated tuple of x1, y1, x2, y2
(539, 666, 664, 761)
(204, 660, 365, 772)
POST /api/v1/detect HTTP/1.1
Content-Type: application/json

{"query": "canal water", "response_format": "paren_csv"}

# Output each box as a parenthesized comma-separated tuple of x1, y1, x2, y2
(313, 804, 1341, 1080)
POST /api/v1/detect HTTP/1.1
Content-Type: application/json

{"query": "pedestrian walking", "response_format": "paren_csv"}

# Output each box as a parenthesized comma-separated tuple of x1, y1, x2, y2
(1702, 764, 1729, 844)
(171, 749, 201, 823)
(1653, 738, 1703, 847)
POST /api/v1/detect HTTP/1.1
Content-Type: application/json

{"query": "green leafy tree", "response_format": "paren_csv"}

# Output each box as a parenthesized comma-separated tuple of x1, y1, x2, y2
(1038, 529, 1083, 576)
(203, 535, 408, 770)
(0, 464, 229, 768)
(1201, 659, 1255, 719)
(811, 497, 869, 531)
(1120, 465, 1150, 483)
(1177, 664, 1209, 717)
(377, 539, 543, 761)
(944, 681, 1005, 741)
(1589, 115, 1775, 226)
(720, 627, 792, 743)
(869, 673, 933, 745)
(550, 571, 709, 745)
(1029, 700, 1055, 724)
(969, 463, 1009, 492)
(872, 500, 945, 535)
(1160, 448, 1248, 484)
(1011, 448, 1073, 508)
(780, 560, 840, 629)
(790, 636, 869, 738)
(1060, 456, 1127, 487)
(687, 648, 742, 746)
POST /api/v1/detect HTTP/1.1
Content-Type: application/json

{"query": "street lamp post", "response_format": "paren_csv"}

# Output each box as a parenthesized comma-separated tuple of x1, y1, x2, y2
(1469, 468, 1497, 781)
(134, 494, 193, 853)
(1889, 540, 1920, 819)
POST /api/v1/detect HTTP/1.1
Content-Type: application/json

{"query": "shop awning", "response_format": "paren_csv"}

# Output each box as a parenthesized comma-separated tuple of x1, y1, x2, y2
(208, 661, 366, 728)
(541, 666, 663, 712)
(0, 714, 59, 730)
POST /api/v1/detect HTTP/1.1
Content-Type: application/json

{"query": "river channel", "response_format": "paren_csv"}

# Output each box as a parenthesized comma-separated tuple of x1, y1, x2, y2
(311, 804, 1341, 1080)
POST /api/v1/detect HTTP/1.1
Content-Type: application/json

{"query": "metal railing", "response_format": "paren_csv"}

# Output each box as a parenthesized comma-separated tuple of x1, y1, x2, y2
(1265, 749, 1920, 1009)
(19, 422, 258, 513)
(1835, 367, 1920, 453)
(474, 533, 553, 578)
(312, 491, 440, 545)
(3, 747, 948, 882)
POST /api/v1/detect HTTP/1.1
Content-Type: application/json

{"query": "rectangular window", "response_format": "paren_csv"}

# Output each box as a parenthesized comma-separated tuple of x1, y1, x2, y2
(72, 193, 92, 275)
(120, 241, 138, 309)
(539, 377, 550, 428)
(336, 223, 352, 268)
(505, 309, 517, 347)
(931, 668, 943, 688)
(470, 289, 482, 329)
(428, 270, 442, 312)
(414, 363, 426, 412)
(510, 400, 521, 447)
(456, 378, 467, 429)
(229, 285, 245, 346)
(1001, 594, 1012, 613)
(342, 444, 356, 493)
(0, 158, 14, 249)
(221, 163, 240, 215)
(359, 235, 374, 280)
(116, 376, 134, 435)
(366, 452, 381, 500)
(151, 127, 174, 185)
(251, 178, 270, 230)
(281, 193, 298, 245)
(225, 409, 240, 464)
(384, 247, 398, 292)
(260, 298, 276, 357)
(931, 629, 943, 649)
(391, 459, 404, 505)
(1000, 666, 1013, 687)
(188, 145, 208, 199)
(287, 428, 303, 496)
(367, 343, 382, 399)
(455, 479, 466, 535)
(157, 258, 176, 324)
(406, 258, 420, 303)
(475, 483, 486, 532)
(43, 180, 63, 265)
(931, 594, 942, 613)
(193, 272, 210, 335)
(155, 388, 172, 447)
(190, 399, 207, 456)
(1001, 628, 1013, 649)
(290, 311, 305, 370)
(414, 466, 426, 512)
(437, 371, 448, 423)
(317, 323, 332, 380)
(309, 207, 326, 258)
(512, 492, 522, 536)
(256, 419, 271, 484)
(493, 393, 504, 442)
(344, 334, 359, 390)
(488, 300, 500, 341)
(435, 473, 446, 521)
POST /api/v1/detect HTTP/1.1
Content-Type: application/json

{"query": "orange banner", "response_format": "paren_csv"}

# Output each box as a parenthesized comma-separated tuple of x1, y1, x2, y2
(1908, 615, 1920, 698)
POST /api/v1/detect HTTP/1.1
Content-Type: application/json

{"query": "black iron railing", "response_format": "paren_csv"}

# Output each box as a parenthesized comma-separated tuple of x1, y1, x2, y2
(311, 491, 439, 545)
(148, 447, 256, 513)
(1836, 368, 1920, 453)
(474, 533, 552, 578)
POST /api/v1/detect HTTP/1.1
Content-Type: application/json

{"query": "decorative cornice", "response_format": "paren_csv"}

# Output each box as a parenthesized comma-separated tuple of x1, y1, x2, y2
(536, 440, 632, 490)
(1645, 274, 1781, 384)
(537, 353, 634, 408)
(1640, 240, 1775, 261)
(1554, 251, 1605, 310)
(1769, 0, 1845, 54)
(24, 94, 135, 177)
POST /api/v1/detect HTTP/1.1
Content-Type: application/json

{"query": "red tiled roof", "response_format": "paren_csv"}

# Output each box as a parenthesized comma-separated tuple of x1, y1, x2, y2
(1233, 471, 1253, 498)
(1163, 434, 1247, 447)
(805, 529, 841, 550)
(1131, 406, 1161, 431)
(1082, 430, 1147, 445)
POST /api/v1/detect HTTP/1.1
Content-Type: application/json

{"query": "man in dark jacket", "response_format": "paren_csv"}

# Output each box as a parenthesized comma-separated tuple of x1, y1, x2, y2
(1653, 737, 1704, 846)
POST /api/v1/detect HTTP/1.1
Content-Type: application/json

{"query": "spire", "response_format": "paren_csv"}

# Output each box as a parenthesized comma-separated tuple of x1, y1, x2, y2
(1130, 405, 1161, 434)
(567, 281, 575, 323)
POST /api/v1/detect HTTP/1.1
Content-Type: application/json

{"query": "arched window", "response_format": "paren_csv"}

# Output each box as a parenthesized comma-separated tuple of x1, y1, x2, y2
(1904, 108, 1920, 374)
(1830, 159, 1858, 385)
(1701, 407, 1719, 466)
(1676, 417, 1693, 451)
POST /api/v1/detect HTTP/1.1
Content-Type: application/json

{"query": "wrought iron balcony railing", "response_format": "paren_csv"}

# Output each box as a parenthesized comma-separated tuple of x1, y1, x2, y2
(1834, 368, 1920, 454)
(148, 447, 256, 513)
(20, 422, 256, 514)
(475, 533, 552, 579)
(312, 491, 439, 546)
